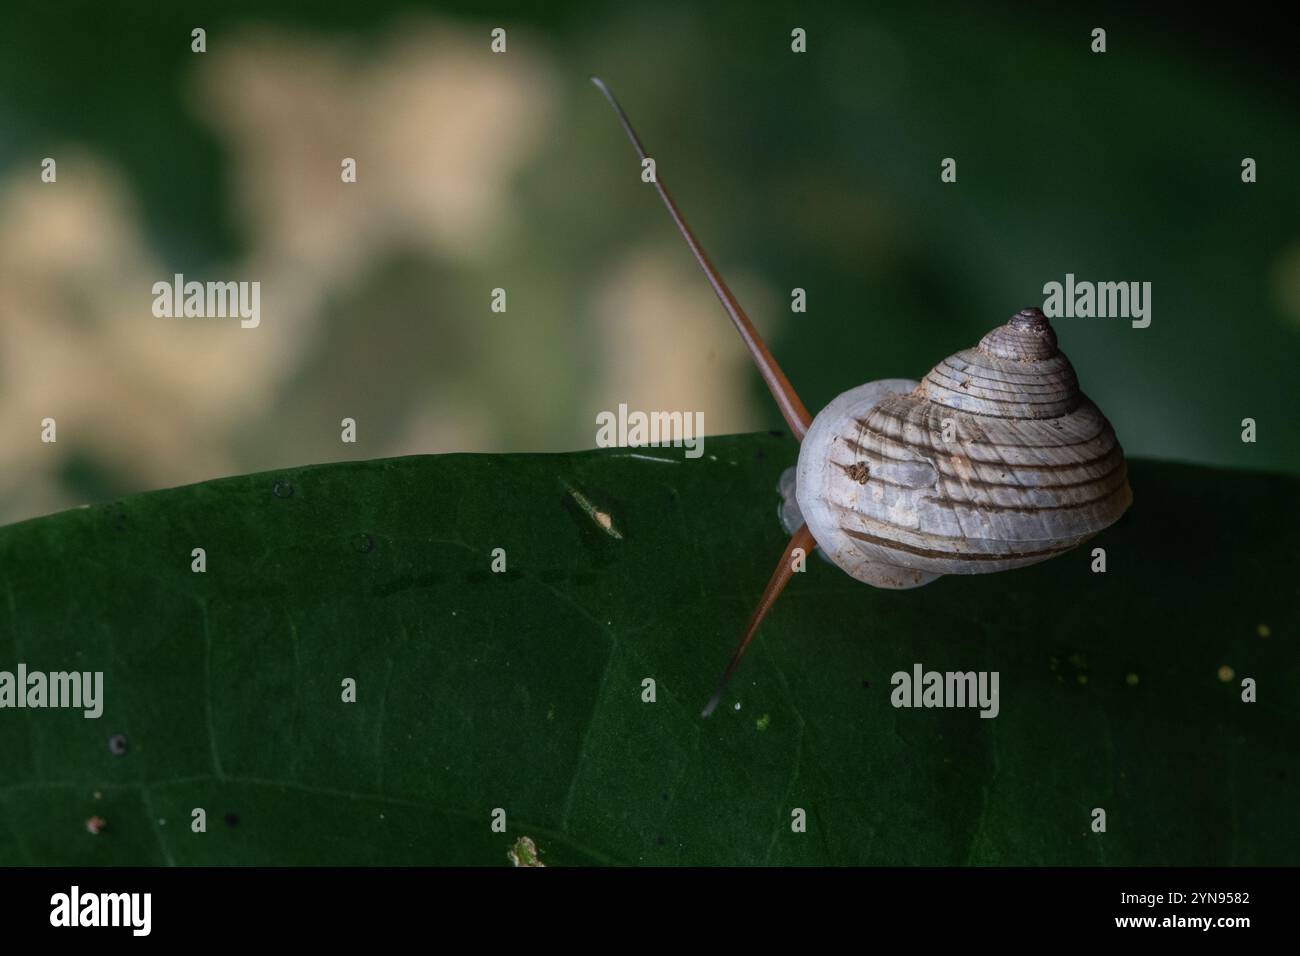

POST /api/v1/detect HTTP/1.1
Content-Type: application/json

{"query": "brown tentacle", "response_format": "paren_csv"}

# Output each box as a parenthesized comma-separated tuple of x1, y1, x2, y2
(591, 76, 813, 440)
(701, 523, 818, 717)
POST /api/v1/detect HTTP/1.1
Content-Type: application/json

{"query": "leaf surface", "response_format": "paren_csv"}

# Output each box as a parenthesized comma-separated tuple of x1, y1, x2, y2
(0, 434, 1295, 865)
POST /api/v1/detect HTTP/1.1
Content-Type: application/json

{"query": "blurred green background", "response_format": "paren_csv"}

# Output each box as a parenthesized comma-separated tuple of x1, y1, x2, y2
(1, 1, 1297, 526)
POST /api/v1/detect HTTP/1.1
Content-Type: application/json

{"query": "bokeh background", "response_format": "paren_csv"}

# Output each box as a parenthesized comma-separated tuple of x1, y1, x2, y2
(1, 1, 1297, 526)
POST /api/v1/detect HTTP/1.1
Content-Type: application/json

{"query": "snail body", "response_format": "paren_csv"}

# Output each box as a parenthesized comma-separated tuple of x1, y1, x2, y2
(591, 78, 1133, 714)
(793, 308, 1131, 589)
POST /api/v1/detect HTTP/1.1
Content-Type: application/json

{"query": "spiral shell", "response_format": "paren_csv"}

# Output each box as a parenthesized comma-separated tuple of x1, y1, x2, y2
(794, 308, 1131, 589)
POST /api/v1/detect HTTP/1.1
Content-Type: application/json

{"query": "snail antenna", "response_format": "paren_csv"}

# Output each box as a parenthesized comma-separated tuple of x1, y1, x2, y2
(701, 523, 817, 717)
(591, 76, 813, 440)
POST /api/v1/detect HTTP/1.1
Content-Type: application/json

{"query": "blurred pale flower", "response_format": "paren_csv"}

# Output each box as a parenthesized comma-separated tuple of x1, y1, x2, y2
(186, 17, 557, 386)
(588, 245, 777, 441)
(192, 18, 553, 266)
(0, 19, 557, 523)
(0, 157, 240, 520)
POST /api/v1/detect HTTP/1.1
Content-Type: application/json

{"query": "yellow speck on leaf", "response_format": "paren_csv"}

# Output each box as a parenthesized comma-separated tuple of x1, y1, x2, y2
(564, 483, 622, 540)
(508, 835, 545, 867)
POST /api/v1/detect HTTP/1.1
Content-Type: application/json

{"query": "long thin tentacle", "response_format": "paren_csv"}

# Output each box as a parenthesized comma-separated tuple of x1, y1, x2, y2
(591, 76, 813, 440)
(701, 523, 817, 717)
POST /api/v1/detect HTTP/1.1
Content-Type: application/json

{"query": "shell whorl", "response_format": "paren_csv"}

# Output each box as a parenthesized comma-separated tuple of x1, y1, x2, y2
(794, 309, 1131, 587)
(918, 308, 1079, 420)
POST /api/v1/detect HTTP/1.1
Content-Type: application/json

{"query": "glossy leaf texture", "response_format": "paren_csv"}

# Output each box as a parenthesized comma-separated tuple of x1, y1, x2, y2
(0, 433, 1295, 865)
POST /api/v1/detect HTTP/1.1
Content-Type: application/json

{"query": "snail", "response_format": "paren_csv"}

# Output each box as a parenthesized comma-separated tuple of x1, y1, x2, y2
(591, 78, 1132, 717)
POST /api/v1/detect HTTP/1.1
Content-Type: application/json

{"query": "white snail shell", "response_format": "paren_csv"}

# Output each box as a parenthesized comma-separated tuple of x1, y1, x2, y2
(791, 308, 1132, 589)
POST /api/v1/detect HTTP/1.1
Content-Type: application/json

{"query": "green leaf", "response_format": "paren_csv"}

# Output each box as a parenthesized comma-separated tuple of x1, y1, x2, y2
(0, 434, 1295, 865)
